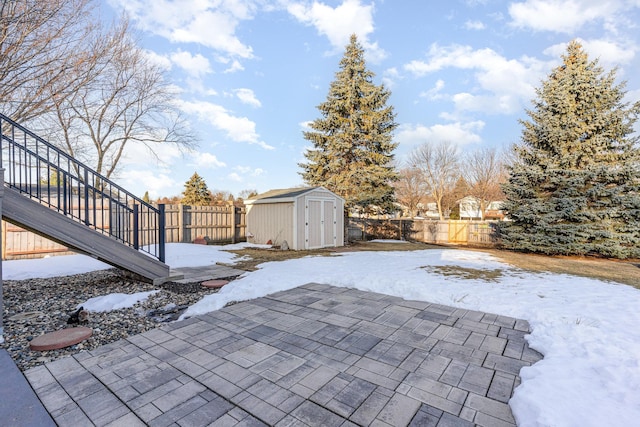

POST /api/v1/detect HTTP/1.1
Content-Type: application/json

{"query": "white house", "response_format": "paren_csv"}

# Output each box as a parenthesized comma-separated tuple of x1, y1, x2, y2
(459, 196, 505, 220)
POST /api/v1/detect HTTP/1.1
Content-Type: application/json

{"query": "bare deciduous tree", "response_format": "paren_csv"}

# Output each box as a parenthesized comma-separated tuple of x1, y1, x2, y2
(0, 0, 94, 122)
(2, 2, 195, 183)
(409, 141, 460, 220)
(41, 17, 195, 181)
(463, 147, 505, 220)
(394, 166, 427, 218)
(443, 175, 469, 219)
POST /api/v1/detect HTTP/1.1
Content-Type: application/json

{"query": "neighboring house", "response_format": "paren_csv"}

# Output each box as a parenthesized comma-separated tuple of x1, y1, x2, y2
(459, 196, 505, 220)
(395, 202, 442, 219)
(418, 202, 442, 219)
(484, 201, 506, 220)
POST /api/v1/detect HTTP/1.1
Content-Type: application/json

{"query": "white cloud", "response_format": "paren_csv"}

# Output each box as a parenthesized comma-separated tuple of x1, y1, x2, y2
(179, 100, 274, 150)
(395, 121, 485, 147)
(464, 20, 485, 30)
(235, 166, 252, 174)
(228, 166, 265, 183)
(119, 170, 178, 199)
(287, 0, 386, 62)
(228, 172, 242, 182)
(224, 60, 245, 73)
(404, 44, 550, 114)
(382, 67, 401, 87)
(170, 50, 212, 78)
(508, 0, 630, 34)
(237, 166, 263, 175)
(627, 88, 640, 104)
(121, 139, 184, 167)
(420, 79, 446, 100)
(235, 88, 262, 107)
(544, 38, 637, 69)
(143, 50, 172, 70)
(299, 120, 313, 131)
(109, 0, 255, 58)
(192, 152, 226, 169)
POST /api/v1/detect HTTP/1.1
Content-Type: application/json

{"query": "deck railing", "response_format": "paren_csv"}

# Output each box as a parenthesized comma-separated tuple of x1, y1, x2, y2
(0, 113, 165, 262)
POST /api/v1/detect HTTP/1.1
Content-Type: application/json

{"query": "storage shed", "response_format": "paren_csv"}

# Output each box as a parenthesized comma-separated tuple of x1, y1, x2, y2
(245, 187, 344, 250)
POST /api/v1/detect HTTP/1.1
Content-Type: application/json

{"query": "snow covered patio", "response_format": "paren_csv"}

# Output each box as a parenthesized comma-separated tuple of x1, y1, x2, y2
(24, 282, 542, 426)
(3, 242, 640, 426)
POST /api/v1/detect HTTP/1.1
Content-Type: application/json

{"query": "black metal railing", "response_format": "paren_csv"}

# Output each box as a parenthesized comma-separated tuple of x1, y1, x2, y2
(0, 113, 165, 262)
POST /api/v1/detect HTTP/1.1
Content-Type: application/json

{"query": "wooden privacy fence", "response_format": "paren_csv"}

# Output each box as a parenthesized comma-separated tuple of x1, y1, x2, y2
(2, 203, 246, 260)
(162, 204, 246, 244)
(2, 198, 113, 260)
(348, 218, 502, 246)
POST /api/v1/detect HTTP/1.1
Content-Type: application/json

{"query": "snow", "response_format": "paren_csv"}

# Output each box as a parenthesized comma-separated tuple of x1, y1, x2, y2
(163, 242, 271, 268)
(1, 242, 270, 279)
(2, 254, 111, 280)
(3, 244, 640, 427)
(80, 290, 159, 312)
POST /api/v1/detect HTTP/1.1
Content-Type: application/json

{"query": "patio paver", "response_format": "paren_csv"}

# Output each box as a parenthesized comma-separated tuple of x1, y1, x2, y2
(24, 283, 543, 426)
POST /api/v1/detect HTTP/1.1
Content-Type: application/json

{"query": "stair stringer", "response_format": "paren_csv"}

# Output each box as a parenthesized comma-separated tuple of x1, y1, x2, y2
(3, 187, 170, 284)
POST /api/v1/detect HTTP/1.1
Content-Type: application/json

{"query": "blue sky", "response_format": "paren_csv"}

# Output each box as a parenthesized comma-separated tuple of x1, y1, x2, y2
(103, 0, 640, 199)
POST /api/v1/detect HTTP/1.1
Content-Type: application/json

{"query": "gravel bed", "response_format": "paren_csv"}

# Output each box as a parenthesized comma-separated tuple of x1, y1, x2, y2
(1, 269, 225, 372)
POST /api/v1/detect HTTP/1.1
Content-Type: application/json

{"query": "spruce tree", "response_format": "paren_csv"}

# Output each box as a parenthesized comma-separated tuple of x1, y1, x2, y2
(182, 172, 212, 206)
(299, 34, 399, 214)
(501, 41, 640, 258)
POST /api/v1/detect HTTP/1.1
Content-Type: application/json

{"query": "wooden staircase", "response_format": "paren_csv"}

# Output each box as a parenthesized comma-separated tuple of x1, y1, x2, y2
(0, 114, 170, 284)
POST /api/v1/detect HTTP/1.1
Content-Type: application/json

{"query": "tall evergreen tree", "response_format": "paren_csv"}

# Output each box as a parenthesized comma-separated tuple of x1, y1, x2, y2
(182, 172, 212, 206)
(299, 34, 399, 214)
(501, 41, 640, 258)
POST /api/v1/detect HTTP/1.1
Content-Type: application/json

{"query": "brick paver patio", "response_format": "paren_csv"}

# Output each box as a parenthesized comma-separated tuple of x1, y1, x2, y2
(25, 283, 543, 426)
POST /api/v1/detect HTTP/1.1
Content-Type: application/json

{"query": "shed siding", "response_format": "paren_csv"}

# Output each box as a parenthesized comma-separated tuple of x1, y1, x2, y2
(296, 196, 306, 250)
(246, 187, 345, 250)
(305, 189, 333, 199)
(246, 203, 294, 246)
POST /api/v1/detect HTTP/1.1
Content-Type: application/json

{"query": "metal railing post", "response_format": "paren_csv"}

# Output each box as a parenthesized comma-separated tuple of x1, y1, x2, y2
(159, 203, 166, 263)
(133, 204, 139, 250)
(83, 169, 90, 226)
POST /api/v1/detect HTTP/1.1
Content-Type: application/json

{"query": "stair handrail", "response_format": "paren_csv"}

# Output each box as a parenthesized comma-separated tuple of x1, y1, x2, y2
(0, 113, 165, 263)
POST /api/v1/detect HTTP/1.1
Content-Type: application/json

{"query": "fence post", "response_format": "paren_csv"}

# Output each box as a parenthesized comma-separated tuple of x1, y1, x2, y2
(178, 204, 184, 243)
(230, 202, 237, 244)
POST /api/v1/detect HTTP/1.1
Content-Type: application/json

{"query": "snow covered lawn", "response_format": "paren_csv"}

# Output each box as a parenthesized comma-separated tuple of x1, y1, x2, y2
(3, 243, 639, 427)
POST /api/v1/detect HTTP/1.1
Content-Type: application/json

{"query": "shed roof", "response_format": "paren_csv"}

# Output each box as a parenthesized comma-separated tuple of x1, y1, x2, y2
(245, 187, 343, 205)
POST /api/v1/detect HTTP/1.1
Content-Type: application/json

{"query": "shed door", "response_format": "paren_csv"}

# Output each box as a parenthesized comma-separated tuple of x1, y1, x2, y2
(305, 199, 337, 249)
